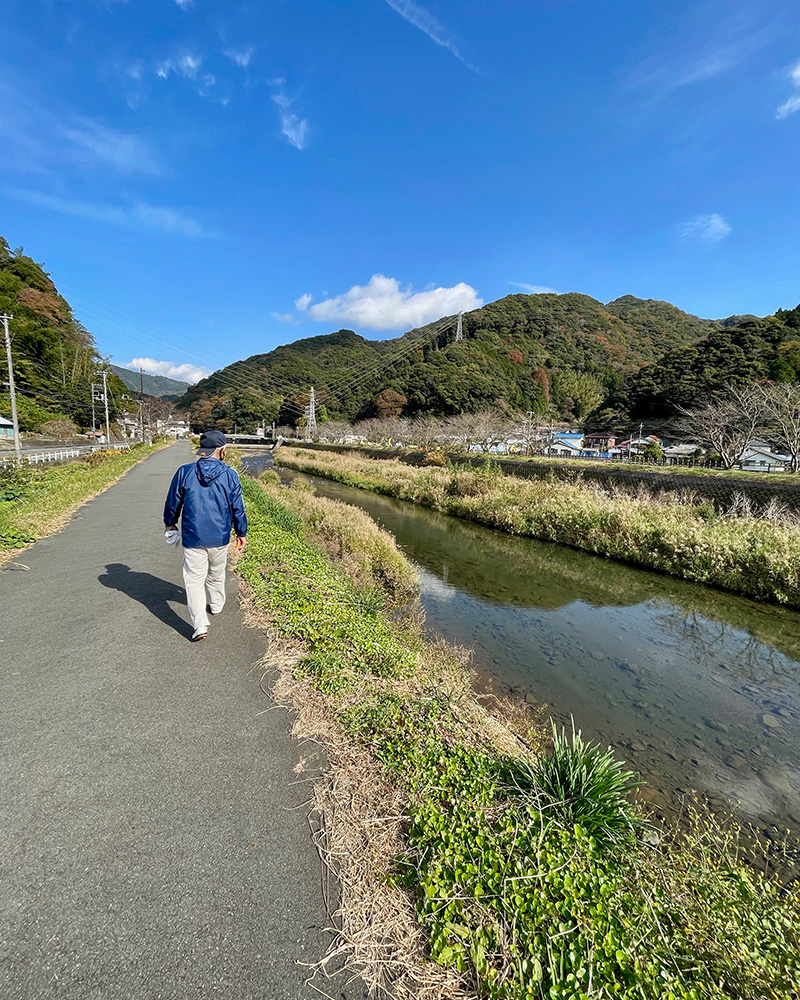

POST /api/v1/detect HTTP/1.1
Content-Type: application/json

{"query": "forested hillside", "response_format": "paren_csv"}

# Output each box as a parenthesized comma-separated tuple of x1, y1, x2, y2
(179, 292, 722, 431)
(110, 365, 190, 401)
(0, 237, 126, 432)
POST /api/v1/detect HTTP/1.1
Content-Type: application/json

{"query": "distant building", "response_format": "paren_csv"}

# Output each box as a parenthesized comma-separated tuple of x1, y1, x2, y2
(0, 416, 14, 441)
(582, 432, 616, 456)
(737, 441, 789, 472)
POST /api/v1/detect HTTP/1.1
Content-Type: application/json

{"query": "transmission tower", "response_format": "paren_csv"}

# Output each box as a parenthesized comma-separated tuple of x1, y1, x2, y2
(305, 386, 317, 441)
(455, 312, 464, 342)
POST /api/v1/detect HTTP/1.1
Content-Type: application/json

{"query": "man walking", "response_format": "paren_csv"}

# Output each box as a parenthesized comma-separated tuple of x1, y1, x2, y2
(163, 430, 247, 641)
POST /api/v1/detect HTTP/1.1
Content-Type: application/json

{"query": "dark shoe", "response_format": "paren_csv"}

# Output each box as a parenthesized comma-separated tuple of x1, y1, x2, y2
(207, 606, 223, 616)
(192, 628, 208, 642)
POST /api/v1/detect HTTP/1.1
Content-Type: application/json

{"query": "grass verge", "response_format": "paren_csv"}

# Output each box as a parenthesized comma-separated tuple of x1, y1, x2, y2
(0, 443, 169, 561)
(275, 446, 800, 608)
(236, 471, 800, 1000)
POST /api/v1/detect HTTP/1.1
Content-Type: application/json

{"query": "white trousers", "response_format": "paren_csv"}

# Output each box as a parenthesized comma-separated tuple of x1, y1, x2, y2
(182, 545, 228, 633)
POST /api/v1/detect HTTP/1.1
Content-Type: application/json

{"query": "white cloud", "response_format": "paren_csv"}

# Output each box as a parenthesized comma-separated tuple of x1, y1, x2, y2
(174, 0, 193, 9)
(295, 292, 313, 312)
(680, 213, 732, 246)
(629, 12, 778, 98)
(302, 274, 483, 331)
(2, 186, 215, 239)
(0, 78, 160, 177)
(130, 358, 210, 383)
(776, 59, 800, 119)
(509, 282, 559, 294)
(271, 312, 300, 324)
(62, 118, 160, 175)
(224, 47, 253, 68)
(156, 54, 202, 80)
(383, 0, 477, 72)
(269, 79, 310, 150)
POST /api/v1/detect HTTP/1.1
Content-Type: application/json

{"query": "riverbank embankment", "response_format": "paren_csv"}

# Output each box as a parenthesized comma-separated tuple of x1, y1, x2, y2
(236, 469, 800, 1000)
(0, 441, 170, 561)
(275, 446, 800, 608)
(287, 440, 800, 516)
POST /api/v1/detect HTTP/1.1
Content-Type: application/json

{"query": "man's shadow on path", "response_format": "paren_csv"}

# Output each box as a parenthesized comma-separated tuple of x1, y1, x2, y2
(98, 563, 193, 640)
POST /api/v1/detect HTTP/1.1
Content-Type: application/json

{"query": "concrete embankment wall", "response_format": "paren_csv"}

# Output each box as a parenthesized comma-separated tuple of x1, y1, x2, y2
(284, 441, 800, 516)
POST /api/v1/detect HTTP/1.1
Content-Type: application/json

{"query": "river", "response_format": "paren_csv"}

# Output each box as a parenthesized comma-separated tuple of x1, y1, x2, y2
(241, 451, 800, 841)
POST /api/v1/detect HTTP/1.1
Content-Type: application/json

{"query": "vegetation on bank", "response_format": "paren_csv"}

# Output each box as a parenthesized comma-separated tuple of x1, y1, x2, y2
(237, 472, 800, 1000)
(0, 443, 167, 554)
(275, 447, 800, 608)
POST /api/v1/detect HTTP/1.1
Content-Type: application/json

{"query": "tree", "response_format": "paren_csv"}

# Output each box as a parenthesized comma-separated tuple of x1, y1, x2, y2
(757, 382, 800, 472)
(676, 386, 765, 469)
(374, 387, 407, 418)
(640, 440, 664, 464)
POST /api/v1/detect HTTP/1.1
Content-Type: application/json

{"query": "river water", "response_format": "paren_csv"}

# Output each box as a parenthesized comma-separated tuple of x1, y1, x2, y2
(241, 451, 800, 839)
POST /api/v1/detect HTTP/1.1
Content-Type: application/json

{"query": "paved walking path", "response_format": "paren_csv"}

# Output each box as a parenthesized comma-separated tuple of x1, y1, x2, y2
(1, 443, 362, 999)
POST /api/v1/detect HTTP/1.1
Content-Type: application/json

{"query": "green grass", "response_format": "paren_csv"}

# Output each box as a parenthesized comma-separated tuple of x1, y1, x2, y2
(237, 472, 800, 1000)
(276, 446, 800, 608)
(0, 443, 168, 553)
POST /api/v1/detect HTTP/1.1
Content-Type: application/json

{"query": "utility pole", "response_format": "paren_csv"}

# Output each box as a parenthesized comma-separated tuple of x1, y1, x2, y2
(91, 383, 97, 434)
(455, 312, 464, 342)
(1, 314, 22, 464)
(101, 369, 111, 446)
(305, 387, 317, 441)
(139, 367, 145, 444)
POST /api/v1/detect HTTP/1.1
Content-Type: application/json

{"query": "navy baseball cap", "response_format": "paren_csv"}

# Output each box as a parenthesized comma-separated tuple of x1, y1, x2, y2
(197, 430, 227, 456)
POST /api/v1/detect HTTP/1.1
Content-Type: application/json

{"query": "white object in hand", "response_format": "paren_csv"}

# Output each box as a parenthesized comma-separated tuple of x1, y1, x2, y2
(165, 528, 181, 546)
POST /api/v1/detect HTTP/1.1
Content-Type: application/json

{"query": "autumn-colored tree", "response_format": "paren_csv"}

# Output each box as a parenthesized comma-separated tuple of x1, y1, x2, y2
(534, 366, 551, 403)
(374, 387, 407, 418)
(507, 350, 524, 364)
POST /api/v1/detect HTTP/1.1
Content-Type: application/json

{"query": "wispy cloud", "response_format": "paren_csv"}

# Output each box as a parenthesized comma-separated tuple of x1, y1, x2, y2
(156, 53, 203, 80)
(509, 282, 559, 295)
(174, 0, 193, 9)
(299, 274, 482, 331)
(776, 59, 800, 119)
(224, 47, 254, 68)
(271, 312, 300, 324)
(680, 213, 732, 246)
(0, 78, 160, 176)
(630, 9, 779, 98)
(62, 118, 160, 175)
(2, 186, 216, 239)
(130, 358, 210, 383)
(383, 0, 477, 72)
(269, 79, 310, 150)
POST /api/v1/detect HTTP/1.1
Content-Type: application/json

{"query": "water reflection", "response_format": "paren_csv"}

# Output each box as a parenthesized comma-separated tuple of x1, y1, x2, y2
(241, 453, 800, 835)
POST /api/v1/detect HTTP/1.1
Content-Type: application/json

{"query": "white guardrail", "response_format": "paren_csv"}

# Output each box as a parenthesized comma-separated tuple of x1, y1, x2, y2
(0, 443, 130, 470)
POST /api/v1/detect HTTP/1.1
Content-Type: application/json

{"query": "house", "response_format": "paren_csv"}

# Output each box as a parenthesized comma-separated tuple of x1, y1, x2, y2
(0, 416, 14, 441)
(663, 442, 704, 464)
(582, 432, 616, 457)
(737, 441, 790, 473)
(549, 439, 583, 458)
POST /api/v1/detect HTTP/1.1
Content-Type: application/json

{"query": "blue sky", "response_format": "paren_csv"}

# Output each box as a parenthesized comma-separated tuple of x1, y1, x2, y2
(2, 0, 799, 382)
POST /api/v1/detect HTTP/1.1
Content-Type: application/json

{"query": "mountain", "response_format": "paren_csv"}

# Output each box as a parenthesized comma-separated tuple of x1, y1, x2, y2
(179, 292, 722, 430)
(0, 236, 127, 431)
(109, 365, 190, 401)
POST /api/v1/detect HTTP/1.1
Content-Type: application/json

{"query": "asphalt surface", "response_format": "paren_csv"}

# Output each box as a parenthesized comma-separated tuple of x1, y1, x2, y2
(1, 442, 364, 999)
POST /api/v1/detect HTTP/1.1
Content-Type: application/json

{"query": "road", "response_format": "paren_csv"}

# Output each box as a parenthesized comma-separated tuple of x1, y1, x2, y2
(0, 442, 363, 999)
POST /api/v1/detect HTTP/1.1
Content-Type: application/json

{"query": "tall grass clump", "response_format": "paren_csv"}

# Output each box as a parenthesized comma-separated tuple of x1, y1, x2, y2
(509, 721, 642, 848)
(275, 446, 800, 607)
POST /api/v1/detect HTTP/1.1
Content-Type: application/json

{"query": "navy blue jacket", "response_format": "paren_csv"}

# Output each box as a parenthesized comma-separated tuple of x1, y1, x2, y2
(163, 458, 247, 548)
